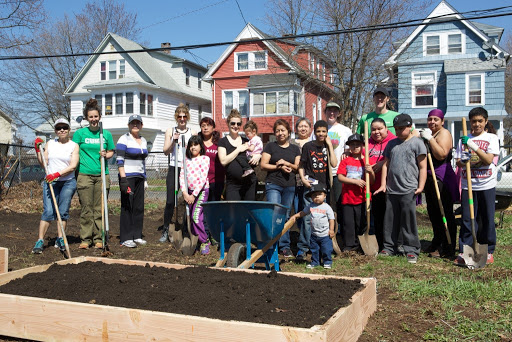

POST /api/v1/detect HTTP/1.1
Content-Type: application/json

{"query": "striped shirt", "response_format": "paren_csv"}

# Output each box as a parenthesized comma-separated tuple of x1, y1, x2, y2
(116, 133, 148, 178)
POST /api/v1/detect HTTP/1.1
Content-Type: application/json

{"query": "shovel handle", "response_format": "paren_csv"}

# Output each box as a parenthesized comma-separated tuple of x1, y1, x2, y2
(364, 121, 371, 235)
(462, 118, 477, 242)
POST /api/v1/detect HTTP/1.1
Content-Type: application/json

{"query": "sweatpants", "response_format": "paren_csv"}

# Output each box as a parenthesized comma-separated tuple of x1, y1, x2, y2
(120, 177, 145, 243)
(382, 192, 420, 256)
(341, 203, 365, 250)
(163, 166, 181, 227)
(370, 192, 386, 251)
(460, 188, 496, 254)
(188, 188, 210, 243)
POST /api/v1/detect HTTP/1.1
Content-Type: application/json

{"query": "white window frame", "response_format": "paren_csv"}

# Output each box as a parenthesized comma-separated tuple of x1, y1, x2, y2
(250, 90, 301, 116)
(185, 68, 190, 86)
(234, 51, 268, 72)
(99, 59, 125, 80)
(466, 73, 485, 106)
(411, 71, 437, 108)
(423, 30, 466, 56)
(198, 72, 202, 89)
(222, 89, 249, 117)
(138, 92, 155, 116)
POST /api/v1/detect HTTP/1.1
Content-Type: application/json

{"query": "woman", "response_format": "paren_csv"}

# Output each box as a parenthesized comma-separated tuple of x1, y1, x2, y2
(32, 118, 79, 254)
(291, 118, 312, 260)
(72, 99, 115, 249)
(199, 117, 225, 202)
(218, 109, 260, 200)
(116, 114, 149, 248)
(159, 103, 197, 243)
(261, 119, 301, 257)
(420, 109, 458, 258)
(368, 118, 396, 251)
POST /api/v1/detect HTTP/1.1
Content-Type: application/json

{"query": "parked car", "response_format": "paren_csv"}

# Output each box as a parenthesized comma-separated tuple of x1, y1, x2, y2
(4, 164, 46, 187)
(496, 153, 512, 194)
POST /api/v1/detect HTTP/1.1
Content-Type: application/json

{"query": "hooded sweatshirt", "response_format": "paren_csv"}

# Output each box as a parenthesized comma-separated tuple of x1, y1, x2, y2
(367, 130, 396, 192)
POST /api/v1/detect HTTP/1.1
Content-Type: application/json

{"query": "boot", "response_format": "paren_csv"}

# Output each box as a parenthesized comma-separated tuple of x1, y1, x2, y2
(159, 228, 169, 243)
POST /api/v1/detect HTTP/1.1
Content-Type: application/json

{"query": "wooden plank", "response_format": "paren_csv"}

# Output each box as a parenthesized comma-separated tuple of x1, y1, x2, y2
(0, 247, 7, 274)
(0, 257, 377, 342)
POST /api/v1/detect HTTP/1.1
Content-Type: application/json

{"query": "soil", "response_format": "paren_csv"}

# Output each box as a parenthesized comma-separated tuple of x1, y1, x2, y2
(0, 261, 363, 328)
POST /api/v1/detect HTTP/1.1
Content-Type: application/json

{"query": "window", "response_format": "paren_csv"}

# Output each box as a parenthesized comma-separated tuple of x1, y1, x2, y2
(424, 31, 464, 56)
(235, 51, 267, 71)
(253, 93, 264, 115)
(100, 62, 106, 80)
(198, 105, 203, 117)
(198, 73, 202, 89)
(322, 62, 326, 81)
(293, 92, 302, 115)
(108, 61, 117, 79)
(224, 91, 233, 115)
(448, 34, 462, 54)
(223, 90, 249, 116)
(100, 60, 125, 80)
(115, 93, 123, 115)
(252, 91, 297, 115)
(185, 68, 190, 86)
(238, 91, 248, 116)
(466, 74, 485, 105)
(278, 92, 289, 113)
(412, 72, 436, 107)
(425, 35, 440, 56)
(105, 94, 113, 115)
(119, 60, 125, 78)
(95, 95, 102, 112)
(140, 93, 146, 114)
(147, 95, 153, 116)
(126, 92, 133, 114)
(310, 54, 315, 73)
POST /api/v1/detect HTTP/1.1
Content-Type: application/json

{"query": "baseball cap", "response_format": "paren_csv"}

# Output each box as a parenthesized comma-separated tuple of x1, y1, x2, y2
(325, 102, 340, 110)
(393, 113, 413, 127)
(54, 118, 70, 128)
(346, 133, 364, 145)
(306, 183, 328, 198)
(373, 87, 390, 98)
(128, 114, 143, 124)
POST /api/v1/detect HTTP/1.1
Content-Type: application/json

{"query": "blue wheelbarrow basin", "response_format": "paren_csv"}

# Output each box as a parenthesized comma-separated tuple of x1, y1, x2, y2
(202, 201, 288, 245)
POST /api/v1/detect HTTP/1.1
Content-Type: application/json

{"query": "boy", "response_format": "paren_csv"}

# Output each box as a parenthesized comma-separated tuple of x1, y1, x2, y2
(235, 120, 263, 177)
(297, 120, 337, 259)
(337, 133, 375, 252)
(290, 183, 335, 269)
(454, 107, 499, 266)
(375, 114, 427, 263)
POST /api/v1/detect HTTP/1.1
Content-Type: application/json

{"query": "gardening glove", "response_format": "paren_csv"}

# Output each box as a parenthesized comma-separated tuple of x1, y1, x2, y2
(460, 151, 471, 163)
(119, 177, 129, 194)
(34, 137, 44, 153)
(461, 136, 479, 152)
(419, 129, 433, 141)
(45, 172, 61, 183)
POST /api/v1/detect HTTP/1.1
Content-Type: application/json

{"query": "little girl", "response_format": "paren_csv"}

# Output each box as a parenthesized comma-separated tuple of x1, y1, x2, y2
(235, 120, 263, 177)
(180, 135, 211, 254)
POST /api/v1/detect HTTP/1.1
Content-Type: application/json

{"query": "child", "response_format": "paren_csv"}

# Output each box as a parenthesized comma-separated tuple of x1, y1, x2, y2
(454, 107, 499, 266)
(337, 134, 375, 252)
(235, 120, 263, 177)
(179, 135, 210, 255)
(375, 114, 427, 264)
(290, 183, 335, 269)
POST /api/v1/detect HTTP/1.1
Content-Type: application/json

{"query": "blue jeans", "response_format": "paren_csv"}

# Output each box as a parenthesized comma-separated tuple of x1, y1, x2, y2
(299, 186, 331, 253)
(310, 234, 333, 266)
(41, 178, 77, 221)
(265, 182, 294, 250)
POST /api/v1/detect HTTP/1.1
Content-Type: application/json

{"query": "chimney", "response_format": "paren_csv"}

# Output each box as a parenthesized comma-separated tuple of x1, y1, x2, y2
(161, 42, 171, 54)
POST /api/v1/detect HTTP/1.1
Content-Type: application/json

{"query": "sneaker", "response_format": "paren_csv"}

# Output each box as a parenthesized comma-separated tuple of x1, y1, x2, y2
(121, 240, 137, 248)
(32, 239, 44, 254)
(323, 263, 332, 269)
(306, 263, 316, 269)
(378, 250, 392, 257)
(200, 242, 210, 255)
(134, 238, 147, 245)
(406, 254, 418, 264)
(296, 250, 306, 261)
(242, 169, 254, 177)
(280, 248, 294, 258)
(453, 254, 466, 266)
(159, 229, 169, 243)
(487, 253, 494, 264)
(56, 237, 66, 252)
(79, 242, 90, 249)
(54, 240, 59, 248)
(94, 242, 103, 249)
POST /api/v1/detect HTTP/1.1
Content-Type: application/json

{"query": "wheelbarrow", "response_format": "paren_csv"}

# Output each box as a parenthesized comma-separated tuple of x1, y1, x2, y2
(202, 201, 291, 271)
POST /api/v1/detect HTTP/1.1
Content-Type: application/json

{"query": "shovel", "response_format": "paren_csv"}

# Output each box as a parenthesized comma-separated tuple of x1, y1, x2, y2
(170, 133, 183, 249)
(179, 134, 198, 256)
(99, 122, 111, 255)
(461, 117, 487, 269)
(38, 145, 71, 259)
(358, 121, 379, 256)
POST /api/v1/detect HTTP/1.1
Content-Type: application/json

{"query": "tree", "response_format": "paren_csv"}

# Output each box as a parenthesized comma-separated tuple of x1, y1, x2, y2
(0, 0, 141, 131)
(0, 0, 45, 49)
(265, 0, 431, 128)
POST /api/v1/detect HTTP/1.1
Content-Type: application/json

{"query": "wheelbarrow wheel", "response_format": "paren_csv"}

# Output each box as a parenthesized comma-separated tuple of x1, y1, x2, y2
(226, 243, 246, 268)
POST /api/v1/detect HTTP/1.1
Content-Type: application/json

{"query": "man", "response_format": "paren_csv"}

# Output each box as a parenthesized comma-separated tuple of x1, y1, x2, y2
(357, 87, 400, 135)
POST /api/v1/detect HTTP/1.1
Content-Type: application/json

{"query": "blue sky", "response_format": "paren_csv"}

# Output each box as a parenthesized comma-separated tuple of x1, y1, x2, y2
(45, 0, 512, 66)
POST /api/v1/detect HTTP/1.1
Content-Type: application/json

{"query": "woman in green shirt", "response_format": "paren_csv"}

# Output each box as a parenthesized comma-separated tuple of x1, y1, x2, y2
(72, 98, 115, 249)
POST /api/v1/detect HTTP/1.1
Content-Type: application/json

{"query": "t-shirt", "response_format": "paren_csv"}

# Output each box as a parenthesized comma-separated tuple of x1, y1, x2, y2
(357, 110, 400, 135)
(218, 136, 250, 181)
(367, 131, 396, 192)
(205, 143, 225, 184)
(302, 202, 335, 237)
(300, 141, 330, 188)
(247, 135, 263, 156)
(454, 131, 499, 191)
(47, 138, 77, 181)
(116, 133, 148, 178)
(383, 136, 426, 195)
(168, 128, 193, 168)
(263, 142, 301, 188)
(327, 123, 352, 172)
(337, 156, 367, 205)
(72, 127, 115, 175)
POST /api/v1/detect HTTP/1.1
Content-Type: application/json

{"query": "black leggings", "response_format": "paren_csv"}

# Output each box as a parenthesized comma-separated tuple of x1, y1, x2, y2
(224, 174, 257, 201)
(163, 166, 181, 226)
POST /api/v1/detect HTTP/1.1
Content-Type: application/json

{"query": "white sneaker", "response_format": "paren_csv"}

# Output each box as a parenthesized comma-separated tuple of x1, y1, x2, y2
(121, 240, 137, 248)
(134, 238, 147, 245)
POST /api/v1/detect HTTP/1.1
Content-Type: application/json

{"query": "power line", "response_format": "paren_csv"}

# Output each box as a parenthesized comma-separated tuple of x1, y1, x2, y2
(1, 8, 511, 62)
(234, 0, 248, 26)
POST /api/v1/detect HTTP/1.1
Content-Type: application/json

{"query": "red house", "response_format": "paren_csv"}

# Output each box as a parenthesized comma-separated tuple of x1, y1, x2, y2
(203, 23, 336, 142)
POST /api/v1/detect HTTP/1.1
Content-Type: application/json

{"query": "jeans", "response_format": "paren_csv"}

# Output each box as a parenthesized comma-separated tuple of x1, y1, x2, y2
(41, 178, 77, 221)
(300, 186, 331, 253)
(310, 234, 333, 266)
(265, 182, 295, 250)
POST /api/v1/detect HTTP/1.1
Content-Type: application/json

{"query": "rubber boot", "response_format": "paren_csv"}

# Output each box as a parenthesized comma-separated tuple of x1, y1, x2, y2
(159, 228, 169, 243)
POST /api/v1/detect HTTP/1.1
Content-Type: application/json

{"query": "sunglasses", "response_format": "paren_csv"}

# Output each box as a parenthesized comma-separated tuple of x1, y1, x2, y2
(230, 122, 242, 126)
(55, 126, 69, 131)
(178, 115, 188, 119)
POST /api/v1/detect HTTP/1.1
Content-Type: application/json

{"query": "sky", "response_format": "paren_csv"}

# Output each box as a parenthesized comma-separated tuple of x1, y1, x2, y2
(44, 0, 512, 67)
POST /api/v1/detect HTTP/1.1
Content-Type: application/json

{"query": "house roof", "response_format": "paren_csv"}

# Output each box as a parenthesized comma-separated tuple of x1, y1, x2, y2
(246, 73, 299, 88)
(83, 77, 160, 90)
(385, 0, 509, 67)
(0, 109, 12, 124)
(471, 22, 504, 41)
(444, 57, 507, 73)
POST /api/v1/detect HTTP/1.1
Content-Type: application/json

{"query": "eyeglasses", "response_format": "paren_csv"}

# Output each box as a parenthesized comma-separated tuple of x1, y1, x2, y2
(178, 115, 188, 119)
(230, 122, 242, 126)
(55, 126, 69, 131)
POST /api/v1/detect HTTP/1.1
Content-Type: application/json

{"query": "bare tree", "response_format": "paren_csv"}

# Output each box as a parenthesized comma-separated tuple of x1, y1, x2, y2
(0, 0, 45, 49)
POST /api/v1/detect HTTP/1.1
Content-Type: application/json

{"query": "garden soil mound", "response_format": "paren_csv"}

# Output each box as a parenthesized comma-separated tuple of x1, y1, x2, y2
(0, 261, 364, 328)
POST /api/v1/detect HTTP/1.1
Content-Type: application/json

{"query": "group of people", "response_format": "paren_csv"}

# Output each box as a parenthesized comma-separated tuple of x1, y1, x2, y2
(32, 89, 500, 268)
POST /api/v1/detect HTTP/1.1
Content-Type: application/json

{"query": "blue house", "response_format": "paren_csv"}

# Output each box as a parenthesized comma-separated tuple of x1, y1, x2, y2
(384, 0, 509, 144)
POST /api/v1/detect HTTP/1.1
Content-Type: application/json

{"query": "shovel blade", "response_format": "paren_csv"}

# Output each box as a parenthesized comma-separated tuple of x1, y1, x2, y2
(172, 229, 183, 250)
(462, 243, 488, 269)
(358, 233, 379, 256)
(180, 237, 196, 256)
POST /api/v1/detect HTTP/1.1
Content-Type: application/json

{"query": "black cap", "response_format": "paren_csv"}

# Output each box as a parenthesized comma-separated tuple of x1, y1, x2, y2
(346, 133, 364, 145)
(393, 113, 413, 127)
(306, 183, 328, 198)
(128, 114, 143, 124)
(373, 87, 390, 98)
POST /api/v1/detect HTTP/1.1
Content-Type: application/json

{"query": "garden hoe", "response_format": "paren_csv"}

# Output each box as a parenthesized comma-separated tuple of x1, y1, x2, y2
(99, 122, 112, 257)
(461, 118, 487, 269)
(38, 144, 71, 259)
(358, 121, 379, 256)
(179, 135, 198, 256)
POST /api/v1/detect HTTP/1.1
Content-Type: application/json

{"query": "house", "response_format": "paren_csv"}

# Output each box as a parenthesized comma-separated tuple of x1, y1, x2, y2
(384, 0, 509, 144)
(58, 32, 211, 167)
(202, 23, 336, 141)
(0, 110, 15, 146)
